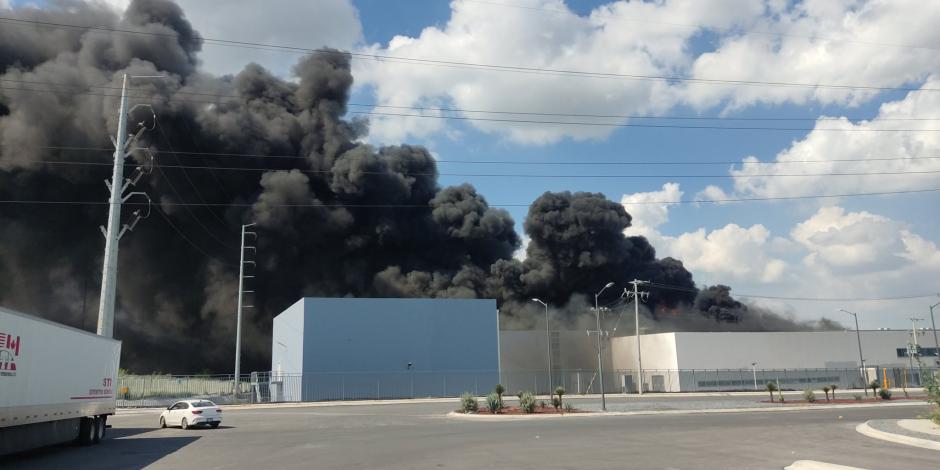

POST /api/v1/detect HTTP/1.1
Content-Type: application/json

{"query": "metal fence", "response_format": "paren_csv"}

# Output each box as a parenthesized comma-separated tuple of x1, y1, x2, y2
(116, 366, 938, 407)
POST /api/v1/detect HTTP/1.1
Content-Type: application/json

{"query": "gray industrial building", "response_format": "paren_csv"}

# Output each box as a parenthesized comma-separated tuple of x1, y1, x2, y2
(270, 297, 499, 401)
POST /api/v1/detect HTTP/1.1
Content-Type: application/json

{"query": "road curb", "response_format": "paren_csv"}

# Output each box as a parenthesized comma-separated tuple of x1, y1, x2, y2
(447, 401, 928, 421)
(856, 420, 940, 451)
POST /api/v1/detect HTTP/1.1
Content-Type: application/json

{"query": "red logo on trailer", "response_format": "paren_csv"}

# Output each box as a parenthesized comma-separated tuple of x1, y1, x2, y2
(0, 331, 20, 376)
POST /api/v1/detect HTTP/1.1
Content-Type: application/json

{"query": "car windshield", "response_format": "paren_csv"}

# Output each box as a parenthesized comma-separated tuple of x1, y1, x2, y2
(191, 401, 216, 408)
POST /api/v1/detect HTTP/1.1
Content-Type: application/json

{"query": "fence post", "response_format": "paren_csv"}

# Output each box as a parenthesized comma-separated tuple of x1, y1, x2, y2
(376, 377, 380, 400)
(577, 369, 582, 394)
(342, 376, 345, 401)
(443, 375, 447, 397)
(475, 375, 479, 396)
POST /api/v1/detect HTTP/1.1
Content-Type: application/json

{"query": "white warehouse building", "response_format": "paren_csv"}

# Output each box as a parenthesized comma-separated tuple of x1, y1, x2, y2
(610, 330, 938, 393)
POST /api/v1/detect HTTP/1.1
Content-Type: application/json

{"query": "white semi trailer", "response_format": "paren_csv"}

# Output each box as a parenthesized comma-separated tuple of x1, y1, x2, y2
(0, 306, 121, 456)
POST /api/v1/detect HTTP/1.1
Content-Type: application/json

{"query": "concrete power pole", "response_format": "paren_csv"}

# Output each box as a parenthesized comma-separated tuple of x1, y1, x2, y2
(233, 223, 257, 397)
(627, 280, 649, 394)
(96, 73, 154, 338)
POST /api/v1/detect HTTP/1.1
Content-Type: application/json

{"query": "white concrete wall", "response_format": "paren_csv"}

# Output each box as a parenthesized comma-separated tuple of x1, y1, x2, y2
(673, 330, 926, 370)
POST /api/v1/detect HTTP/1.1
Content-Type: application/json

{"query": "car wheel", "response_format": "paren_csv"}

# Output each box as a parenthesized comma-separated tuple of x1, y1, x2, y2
(210, 422, 220, 429)
(159, 416, 167, 428)
(181, 418, 189, 430)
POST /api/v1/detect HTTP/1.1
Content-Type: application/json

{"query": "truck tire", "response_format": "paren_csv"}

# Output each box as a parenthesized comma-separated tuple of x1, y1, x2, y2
(78, 417, 95, 446)
(181, 418, 189, 430)
(93, 416, 106, 443)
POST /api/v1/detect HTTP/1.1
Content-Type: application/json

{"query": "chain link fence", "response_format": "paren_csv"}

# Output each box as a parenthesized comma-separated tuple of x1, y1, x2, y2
(116, 366, 938, 407)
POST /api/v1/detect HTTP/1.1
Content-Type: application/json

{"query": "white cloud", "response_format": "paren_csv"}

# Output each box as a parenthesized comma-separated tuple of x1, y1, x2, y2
(620, 190, 940, 324)
(680, 0, 940, 110)
(355, 0, 940, 145)
(354, 0, 765, 145)
(622, 183, 788, 283)
(100, 0, 363, 77)
(714, 77, 940, 199)
(791, 206, 902, 271)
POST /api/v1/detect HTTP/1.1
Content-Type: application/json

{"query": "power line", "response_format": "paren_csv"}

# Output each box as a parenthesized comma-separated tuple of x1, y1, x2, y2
(31, 145, 940, 166)
(20, 159, 940, 178)
(348, 111, 940, 132)
(1, 187, 938, 208)
(6, 84, 937, 132)
(7, 77, 940, 122)
(1, 16, 938, 93)
(154, 207, 235, 267)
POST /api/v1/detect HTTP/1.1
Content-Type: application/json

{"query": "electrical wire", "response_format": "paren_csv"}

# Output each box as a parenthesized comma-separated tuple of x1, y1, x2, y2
(1, 16, 938, 93)
(0, 187, 938, 208)
(7, 77, 940, 122)
(6, 84, 937, 132)
(30, 145, 940, 166)
(155, 206, 235, 267)
(21, 160, 940, 178)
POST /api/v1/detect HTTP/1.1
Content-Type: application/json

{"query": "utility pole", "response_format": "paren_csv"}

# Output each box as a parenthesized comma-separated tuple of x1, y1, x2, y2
(840, 309, 867, 395)
(909, 317, 923, 386)
(96, 73, 155, 338)
(929, 298, 940, 367)
(626, 280, 649, 395)
(590, 282, 614, 411)
(531, 298, 553, 391)
(233, 223, 257, 397)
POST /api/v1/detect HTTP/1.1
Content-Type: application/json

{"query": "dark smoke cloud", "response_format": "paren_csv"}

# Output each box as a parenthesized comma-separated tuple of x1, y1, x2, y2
(0, 0, 838, 373)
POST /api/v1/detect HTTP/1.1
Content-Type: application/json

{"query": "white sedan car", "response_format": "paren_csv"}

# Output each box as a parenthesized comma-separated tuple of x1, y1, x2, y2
(159, 400, 223, 429)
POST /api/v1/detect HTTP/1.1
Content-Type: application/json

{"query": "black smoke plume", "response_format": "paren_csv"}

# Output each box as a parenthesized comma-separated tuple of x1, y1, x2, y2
(0, 0, 838, 373)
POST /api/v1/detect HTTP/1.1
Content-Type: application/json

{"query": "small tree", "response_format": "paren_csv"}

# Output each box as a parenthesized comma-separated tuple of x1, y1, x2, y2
(829, 384, 838, 400)
(869, 380, 881, 397)
(921, 369, 940, 424)
(766, 381, 778, 402)
(494, 384, 505, 406)
(554, 386, 566, 411)
(822, 386, 831, 402)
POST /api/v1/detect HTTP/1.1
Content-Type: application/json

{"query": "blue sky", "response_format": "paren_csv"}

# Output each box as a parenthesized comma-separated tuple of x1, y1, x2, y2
(69, 0, 940, 328)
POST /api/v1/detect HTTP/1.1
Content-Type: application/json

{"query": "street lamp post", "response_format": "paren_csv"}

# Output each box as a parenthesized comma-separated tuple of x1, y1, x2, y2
(531, 298, 553, 393)
(594, 282, 614, 411)
(751, 362, 758, 390)
(930, 299, 940, 367)
(840, 309, 867, 395)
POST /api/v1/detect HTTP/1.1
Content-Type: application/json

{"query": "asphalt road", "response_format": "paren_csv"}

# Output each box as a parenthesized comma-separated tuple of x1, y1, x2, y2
(3, 398, 936, 469)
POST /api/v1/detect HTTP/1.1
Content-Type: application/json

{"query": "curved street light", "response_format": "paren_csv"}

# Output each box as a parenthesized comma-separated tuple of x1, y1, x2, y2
(594, 282, 614, 411)
(839, 309, 867, 395)
(531, 298, 553, 392)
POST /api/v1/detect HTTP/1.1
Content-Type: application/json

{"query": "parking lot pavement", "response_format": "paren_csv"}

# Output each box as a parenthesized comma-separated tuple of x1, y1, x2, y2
(4, 399, 937, 469)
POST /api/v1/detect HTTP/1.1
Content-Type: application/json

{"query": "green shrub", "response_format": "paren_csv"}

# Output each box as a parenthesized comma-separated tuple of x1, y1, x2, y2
(879, 388, 892, 400)
(494, 384, 505, 401)
(803, 389, 817, 403)
(519, 391, 536, 414)
(538, 400, 547, 409)
(869, 380, 881, 396)
(459, 392, 478, 413)
(485, 392, 502, 413)
(766, 382, 778, 402)
(564, 402, 575, 413)
(830, 384, 838, 399)
(822, 386, 830, 401)
(922, 369, 940, 424)
(552, 396, 562, 410)
(853, 393, 863, 401)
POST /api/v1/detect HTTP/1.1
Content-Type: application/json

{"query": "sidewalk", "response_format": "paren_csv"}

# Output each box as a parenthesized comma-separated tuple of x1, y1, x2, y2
(857, 419, 940, 451)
